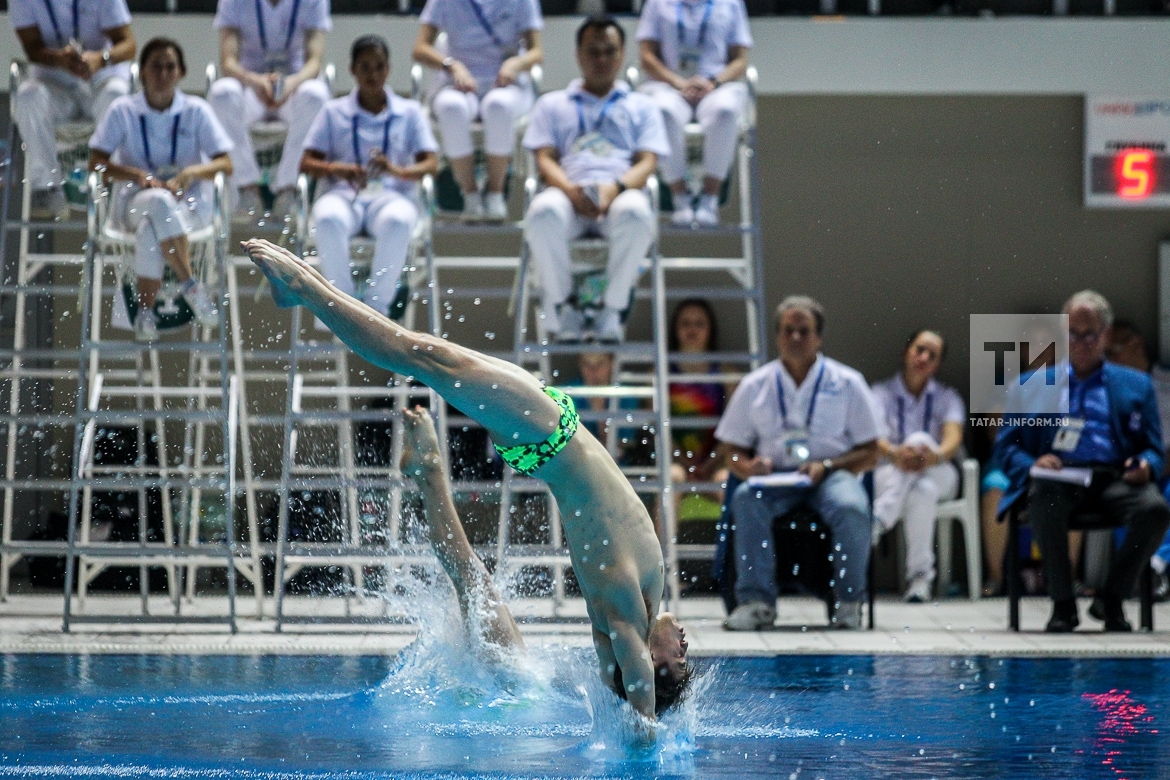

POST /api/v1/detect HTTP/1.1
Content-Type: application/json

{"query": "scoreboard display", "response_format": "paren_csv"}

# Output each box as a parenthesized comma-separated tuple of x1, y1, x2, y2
(1084, 97, 1170, 208)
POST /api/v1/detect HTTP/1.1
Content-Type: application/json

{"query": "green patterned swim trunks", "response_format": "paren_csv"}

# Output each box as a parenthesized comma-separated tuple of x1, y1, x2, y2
(494, 386, 579, 476)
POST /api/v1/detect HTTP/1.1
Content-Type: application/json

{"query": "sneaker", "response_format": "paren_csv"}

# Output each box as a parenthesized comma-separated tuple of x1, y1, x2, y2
(694, 194, 719, 226)
(462, 192, 484, 220)
(1154, 569, 1170, 603)
(484, 192, 508, 221)
(903, 576, 932, 604)
(670, 199, 695, 227)
(271, 189, 296, 223)
(554, 305, 586, 343)
(1088, 596, 1133, 632)
(1044, 598, 1079, 633)
(871, 520, 886, 548)
(831, 600, 863, 630)
(234, 188, 264, 220)
(723, 600, 776, 631)
(30, 187, 68, 221)
(594, 307, 625, 344)
(134, 308, 159, 342)
(180, 279, 218, 327)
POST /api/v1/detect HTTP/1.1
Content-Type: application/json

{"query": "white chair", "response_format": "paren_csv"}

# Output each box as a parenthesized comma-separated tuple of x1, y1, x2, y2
(935, 458, 982, 600)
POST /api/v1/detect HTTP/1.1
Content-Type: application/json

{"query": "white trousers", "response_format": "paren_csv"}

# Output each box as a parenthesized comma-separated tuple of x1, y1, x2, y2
(311, 189, 418, 309)
(207, 77, 330, 195)
(118, 186, 210, 280)
(431, 84, 533, 160)
(15, 74, 129, 190)
(638, 80, 747, 184)
(873, 431, 960, 584)
(523, 187, 654, 317)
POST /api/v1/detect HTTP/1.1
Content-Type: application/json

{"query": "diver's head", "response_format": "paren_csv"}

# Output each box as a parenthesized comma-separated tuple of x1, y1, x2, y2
(614, 612, 694, 717)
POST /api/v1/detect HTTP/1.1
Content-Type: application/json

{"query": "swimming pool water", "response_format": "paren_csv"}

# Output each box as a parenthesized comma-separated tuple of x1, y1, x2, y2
(0, 652, 1167, 779)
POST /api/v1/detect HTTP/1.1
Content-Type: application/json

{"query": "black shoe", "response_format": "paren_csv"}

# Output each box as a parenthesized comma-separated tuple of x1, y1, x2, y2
(1045, 598, 1079, 633)
(1088, 596, 1133, 632)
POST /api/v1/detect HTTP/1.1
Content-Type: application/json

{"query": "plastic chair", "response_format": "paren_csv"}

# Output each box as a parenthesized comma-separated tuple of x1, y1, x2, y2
(935, 458, 983, 600)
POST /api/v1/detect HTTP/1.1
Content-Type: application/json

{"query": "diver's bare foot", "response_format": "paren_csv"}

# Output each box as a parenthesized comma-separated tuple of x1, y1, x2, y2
(241, 238, 313, 309)
(400, 406, 444, 477)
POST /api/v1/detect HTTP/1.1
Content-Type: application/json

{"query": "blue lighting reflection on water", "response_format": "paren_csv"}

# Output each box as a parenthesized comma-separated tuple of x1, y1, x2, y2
(0, 653, 1166, 778)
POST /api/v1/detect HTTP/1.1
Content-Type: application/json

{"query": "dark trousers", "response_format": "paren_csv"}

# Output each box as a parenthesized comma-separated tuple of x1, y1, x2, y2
(1029, 476, 1170, 603)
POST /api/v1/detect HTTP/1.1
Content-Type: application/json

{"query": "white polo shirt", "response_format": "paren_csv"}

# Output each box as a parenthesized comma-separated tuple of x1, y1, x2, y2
(636, 0, 752, 80)
(90, 91, 234, 203)
(523, 79, 670, 186)
(10, 0, 133, 87)
(715, 354, 882, 469)
(870, 374, 966, 446)
(419, 0, 542, 87)
(302, 89, 439, 200)
(213, 0, 332, 76)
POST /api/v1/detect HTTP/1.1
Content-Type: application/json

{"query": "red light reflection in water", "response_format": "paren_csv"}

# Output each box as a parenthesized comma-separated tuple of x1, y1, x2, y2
(1081, 689, 1158, 779)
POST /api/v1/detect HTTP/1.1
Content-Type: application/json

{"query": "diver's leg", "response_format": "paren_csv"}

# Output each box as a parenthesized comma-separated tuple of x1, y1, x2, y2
(243, 238, 561, 445)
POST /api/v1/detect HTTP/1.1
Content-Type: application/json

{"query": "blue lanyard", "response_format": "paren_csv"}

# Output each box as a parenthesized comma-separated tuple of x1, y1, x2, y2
(776, 362, 825, 431)
(573, 91, 624, 138)
(464, 0, 505, 50)
(255, 0, 301, 54)
(351, 111, 394, 166)
(42, 0, 79, 45)
(139, 113, 181, 171)
(896, 392, 933, 442)
(676, 0, 714, 51)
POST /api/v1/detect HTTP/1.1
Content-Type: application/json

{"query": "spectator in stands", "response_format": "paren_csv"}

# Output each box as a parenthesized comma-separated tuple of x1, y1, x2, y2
(871, 329, 966, 603)
(716, 296, 881, 631)
(1106, 319, 1170, 602)
(522, 16, 669, 344)
(669, 299, 730, 501)
(299, 36, 439, 322)
(569, 352, 642, 457)
(10, 0, 136, 219)
(209, 0, 331, 222)
(994, 291, 1170, 632)
(88, 37, 231, 341)
(412, 0, 543, 221)
(636, 0, 752, 226)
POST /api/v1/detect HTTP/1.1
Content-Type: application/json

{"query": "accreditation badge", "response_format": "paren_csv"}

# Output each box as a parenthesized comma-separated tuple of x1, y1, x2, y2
(1051, 418, 1085, 453)
(679, 47, 702, 79)
(782, 427, 812, 465)
(569, 132, 614, 157)
(264, 50, 292, 75)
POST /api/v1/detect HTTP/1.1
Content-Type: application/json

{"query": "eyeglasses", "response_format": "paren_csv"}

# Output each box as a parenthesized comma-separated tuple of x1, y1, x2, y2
(1068, 330, 1103, 345)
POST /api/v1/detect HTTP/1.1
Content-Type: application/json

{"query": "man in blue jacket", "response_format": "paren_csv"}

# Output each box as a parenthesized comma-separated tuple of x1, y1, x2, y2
(995, 291, 1170, 632)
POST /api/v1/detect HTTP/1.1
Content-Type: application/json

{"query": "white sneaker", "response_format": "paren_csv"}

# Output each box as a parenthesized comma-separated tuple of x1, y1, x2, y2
(694, 194, 719, 226)
(462, 192, 484, 220)
(671, 200, 695, 227)
(234, 188, 264, 220)
(134, 308, 159, 342)
(903, 576, 933, 604)
(181, 279, 218, 327)
(270, 189, 296, 223)
(594, 308, 625, 344)
(484, 192, 508, 221)
(555, 305, 586, 343)
(831, 600, 863, 630)
(723, 601, 777, 631)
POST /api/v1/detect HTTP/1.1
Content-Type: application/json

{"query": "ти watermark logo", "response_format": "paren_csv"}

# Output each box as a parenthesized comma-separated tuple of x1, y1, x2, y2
(969, 314, 1070, 416)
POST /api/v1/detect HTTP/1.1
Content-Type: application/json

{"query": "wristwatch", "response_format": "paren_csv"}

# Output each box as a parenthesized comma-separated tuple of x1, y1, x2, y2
(441, 56, 455, 71)
(712, 76, 723, 88)
(821, 458, 835, 474)
(101, 48, 111, 67)
(614, 180, 628, 194)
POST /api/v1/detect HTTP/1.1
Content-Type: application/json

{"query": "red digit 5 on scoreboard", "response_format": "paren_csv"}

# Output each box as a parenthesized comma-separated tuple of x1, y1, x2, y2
(1116, 149, 1155, 199)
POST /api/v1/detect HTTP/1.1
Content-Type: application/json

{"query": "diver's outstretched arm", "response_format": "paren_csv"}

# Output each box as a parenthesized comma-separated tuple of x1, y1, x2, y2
(242, 238, 561, 447)
(402, 406, 523, 650)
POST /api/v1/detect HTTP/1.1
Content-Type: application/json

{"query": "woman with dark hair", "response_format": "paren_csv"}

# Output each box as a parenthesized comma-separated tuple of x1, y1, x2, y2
(871, 329, 967, 602)
(668, 299, 731, 517)
(299, 35, 439, 320)
(88, 37, 233, 340)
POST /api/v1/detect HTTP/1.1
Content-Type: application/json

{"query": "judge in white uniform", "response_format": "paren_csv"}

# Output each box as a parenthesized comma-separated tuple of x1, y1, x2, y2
(299, 36, 439, 321)
(636, 0, 752, 226)
(9, 0, 136, 218)
(209, 0, 332, 221)
(89, 38, 234, 342)
(871, 330, 966, 603)
(412, 0, 543, 220)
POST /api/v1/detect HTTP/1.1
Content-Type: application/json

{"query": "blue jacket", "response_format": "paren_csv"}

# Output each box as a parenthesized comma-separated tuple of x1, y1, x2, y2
(994, 361, 1165, 514)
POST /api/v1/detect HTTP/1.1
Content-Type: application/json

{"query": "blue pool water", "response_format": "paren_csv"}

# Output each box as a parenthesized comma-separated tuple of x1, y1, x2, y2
(1, 651, 1167, 779)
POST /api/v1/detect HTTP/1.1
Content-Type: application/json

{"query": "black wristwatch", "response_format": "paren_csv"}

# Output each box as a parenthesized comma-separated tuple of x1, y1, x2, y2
(712, 76, 723, 88)
(615, 180, 628, 194)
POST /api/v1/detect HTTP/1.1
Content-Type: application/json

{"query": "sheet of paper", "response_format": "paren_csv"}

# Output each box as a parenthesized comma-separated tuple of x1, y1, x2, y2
(746, 472, 814, 489)
(1028, 465, 1093, 487)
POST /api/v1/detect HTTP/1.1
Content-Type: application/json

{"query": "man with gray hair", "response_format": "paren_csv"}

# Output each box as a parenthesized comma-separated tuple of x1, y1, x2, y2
(994, 289, 1170, 632)
(715, 295, 882, 630)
